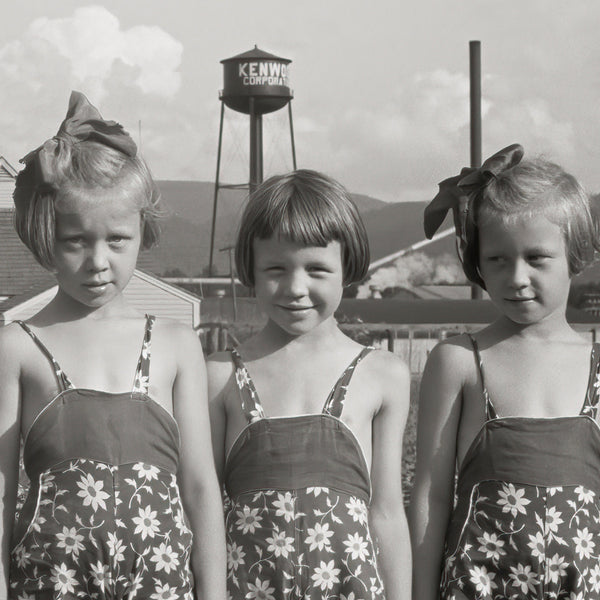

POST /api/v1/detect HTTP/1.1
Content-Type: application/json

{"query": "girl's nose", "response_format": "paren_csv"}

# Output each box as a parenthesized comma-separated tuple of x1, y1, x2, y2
(284, 271, 309, 298)
(508, 259, 529, 288)
(86, 244, 109, 272)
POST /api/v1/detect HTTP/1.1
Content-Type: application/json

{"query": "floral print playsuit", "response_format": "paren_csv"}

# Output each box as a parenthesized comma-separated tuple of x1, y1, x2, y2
(441, 336, 600, 600)
(10, 316, 194, 600)
(225, 347, 385, 600)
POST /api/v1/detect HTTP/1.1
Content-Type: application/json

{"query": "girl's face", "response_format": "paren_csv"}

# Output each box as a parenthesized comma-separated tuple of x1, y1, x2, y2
(478, 214, 571, 327)
(52, 188, 142, 310)
(253, 237, 345, 337)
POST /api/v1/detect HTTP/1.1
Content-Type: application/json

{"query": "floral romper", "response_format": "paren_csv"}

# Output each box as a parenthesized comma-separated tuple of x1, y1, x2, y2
(10, 315, 194, 600)
(441, 336, 600, 600)
(225, 347, 385, 600)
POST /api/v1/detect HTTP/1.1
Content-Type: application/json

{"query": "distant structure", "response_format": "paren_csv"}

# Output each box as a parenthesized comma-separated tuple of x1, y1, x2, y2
(209, 46, 296, 275)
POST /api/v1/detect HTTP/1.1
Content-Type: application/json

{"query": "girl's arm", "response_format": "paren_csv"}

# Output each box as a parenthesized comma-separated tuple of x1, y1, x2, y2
(206, 354, 231, 488)
(408, 341, 465, 600)
(369, 351, 412, 600)
(0, 327, 22, 599)
(171, 325, 227, 600)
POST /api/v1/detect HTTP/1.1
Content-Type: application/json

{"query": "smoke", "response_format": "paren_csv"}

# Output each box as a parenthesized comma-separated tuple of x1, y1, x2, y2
(357, 252, 466, 298)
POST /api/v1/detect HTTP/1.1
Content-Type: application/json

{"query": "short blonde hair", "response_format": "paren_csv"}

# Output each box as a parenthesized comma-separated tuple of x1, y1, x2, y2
(468, 158, 599, 277)
(14, 140, 161, 270)
(235, 169, 370, 287)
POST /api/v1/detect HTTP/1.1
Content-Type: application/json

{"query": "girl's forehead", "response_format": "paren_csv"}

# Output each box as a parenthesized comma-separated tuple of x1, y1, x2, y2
(253, 236, 342, 258)
(57, 184, 142, 213)
(478, 213, 565, 246)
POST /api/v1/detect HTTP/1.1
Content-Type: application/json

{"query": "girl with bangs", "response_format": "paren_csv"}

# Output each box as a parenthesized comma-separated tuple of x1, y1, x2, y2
(208, 170, 411, 600)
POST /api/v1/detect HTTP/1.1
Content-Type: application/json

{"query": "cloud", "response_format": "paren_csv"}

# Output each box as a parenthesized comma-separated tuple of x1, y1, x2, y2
(296, 67, 578, 202)
(0, 6, 185, 176)
(20, 6, 182, 100)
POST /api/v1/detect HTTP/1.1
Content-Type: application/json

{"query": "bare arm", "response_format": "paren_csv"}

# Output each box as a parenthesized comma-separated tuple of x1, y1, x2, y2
(206, 355, 231, 488)
(408, 342, 465, 600)
(369, 351, 412, 600)
(0, 327, 22, 599)
(172, 326, 227, 600)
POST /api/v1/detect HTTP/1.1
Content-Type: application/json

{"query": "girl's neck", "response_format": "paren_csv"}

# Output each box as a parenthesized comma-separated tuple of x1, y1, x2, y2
(495, 312, 576, 342)
(44, 288, 137, 323)
(253, 316, 346, 356)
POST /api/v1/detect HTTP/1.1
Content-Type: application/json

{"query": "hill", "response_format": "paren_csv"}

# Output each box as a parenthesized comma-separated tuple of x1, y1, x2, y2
(148, 181, 390, 275)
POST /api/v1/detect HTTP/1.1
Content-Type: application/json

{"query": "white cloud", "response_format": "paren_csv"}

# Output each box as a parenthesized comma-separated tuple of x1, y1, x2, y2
(296, 67, 578, 202)
(0, 6, 182, 103)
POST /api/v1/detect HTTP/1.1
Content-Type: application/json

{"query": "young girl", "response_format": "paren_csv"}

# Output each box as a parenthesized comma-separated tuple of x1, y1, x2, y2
(410, 144, 600, 599)
(208, 170, 411, 600)
(0, 91, 226, 599)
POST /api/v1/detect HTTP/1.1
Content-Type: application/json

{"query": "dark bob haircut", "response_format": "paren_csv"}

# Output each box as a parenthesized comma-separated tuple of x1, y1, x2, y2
(235, 169, 370, 287)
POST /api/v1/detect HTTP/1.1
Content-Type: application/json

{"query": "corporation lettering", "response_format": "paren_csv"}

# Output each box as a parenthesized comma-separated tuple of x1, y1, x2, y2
(238, 61, 289, 87)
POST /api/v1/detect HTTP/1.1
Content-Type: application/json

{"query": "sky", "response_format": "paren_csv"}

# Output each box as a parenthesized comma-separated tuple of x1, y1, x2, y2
(1, 0, 599, 203)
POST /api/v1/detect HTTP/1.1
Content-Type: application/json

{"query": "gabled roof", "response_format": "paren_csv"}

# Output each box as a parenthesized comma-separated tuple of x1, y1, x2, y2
(0, 156, 18, 178)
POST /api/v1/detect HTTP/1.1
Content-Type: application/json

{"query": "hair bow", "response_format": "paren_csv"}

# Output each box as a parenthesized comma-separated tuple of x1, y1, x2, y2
(20, 91, 137, 191)
(423, 143, 524, 287)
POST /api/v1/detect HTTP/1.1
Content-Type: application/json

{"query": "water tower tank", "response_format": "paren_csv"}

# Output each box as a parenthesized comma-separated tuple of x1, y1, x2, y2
(220, 46, 293, 115)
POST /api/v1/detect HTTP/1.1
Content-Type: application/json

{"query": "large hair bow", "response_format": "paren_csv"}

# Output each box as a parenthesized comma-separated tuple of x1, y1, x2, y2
(423, 143, 524, 287)
(20, 91, 137, 191)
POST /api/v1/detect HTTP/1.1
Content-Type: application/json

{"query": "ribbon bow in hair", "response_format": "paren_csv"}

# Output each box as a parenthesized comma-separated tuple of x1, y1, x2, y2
(423, 143, 524, 287)
(20, 91, 137, 191)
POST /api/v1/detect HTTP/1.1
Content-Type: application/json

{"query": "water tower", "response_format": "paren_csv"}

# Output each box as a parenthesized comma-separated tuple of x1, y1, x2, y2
(208, 46, 297, 275)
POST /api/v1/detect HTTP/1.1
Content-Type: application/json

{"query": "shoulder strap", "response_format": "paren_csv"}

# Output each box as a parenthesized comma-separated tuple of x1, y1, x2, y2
(581, 342, 600, 418)
(468, 334, 498, 420)
(16, 321, 74, 391)
(132, 315, 155, 394)
(229, 348, 265, 423)
(323, 346, 373, 418)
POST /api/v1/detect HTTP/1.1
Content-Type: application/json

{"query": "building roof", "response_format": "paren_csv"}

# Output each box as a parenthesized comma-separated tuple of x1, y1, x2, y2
(336, 298, 600, 326)
(221, 46, 291, 63)
(0, 156, 18, 178)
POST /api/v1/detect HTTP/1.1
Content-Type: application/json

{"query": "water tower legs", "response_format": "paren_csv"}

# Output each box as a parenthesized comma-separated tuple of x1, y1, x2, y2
(249, 97, 263, 191)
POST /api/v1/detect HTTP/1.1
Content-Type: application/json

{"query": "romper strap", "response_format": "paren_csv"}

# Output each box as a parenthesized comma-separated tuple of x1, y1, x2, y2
(468, 334, 498, 421)
(16, 321, 74, 391)
(229, 347, 265, 424)
(132, 315, 155, 394)
(323, 346, 373, 418)
(581, 342, 600, 418)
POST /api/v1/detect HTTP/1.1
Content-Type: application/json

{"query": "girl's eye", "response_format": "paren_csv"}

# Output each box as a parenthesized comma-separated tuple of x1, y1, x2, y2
(62, 237, 84, 246)
(528, 255, 548, 264)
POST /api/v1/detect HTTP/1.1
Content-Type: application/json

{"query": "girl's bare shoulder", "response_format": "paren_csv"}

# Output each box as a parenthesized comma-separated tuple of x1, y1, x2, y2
(0, 321, 30, 368)
(150, 317, 203, 354)
(424, 333, 478, 385)
(357, 348, 410, 412)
